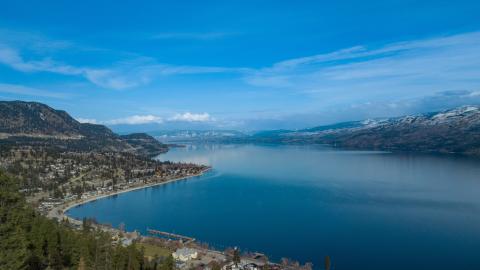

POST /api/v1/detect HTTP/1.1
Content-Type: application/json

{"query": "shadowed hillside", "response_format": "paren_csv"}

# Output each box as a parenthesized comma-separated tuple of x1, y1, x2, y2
(0, 101, 168, 156)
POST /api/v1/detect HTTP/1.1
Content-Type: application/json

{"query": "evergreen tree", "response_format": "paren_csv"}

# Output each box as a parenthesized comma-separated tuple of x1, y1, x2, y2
(0, 171, 146, 270)
(325, 255, 331, 270)
(233, 248, 241, 266)
(78, 257, 87, 270)
(160, 255, 174, 270)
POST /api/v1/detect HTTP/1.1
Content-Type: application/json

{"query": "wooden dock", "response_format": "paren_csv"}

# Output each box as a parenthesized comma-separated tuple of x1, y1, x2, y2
(147, 228, 195, 244)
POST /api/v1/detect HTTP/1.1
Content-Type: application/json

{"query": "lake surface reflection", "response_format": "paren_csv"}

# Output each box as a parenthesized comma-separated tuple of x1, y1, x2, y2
(68, 144, 480, 269)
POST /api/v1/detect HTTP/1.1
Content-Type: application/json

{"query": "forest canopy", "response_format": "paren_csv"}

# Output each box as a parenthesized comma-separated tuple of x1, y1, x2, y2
(0, 170, 172, 270)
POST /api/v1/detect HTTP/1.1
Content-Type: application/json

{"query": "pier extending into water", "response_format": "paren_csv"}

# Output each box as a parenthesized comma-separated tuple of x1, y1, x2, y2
(147, 228, 196, 244)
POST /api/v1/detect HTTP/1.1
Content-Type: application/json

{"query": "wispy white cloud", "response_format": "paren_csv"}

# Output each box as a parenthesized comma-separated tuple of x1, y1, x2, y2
(0, 41, 247, 90)
(76, 115, 164, 125)
(76, 118, 98, 124)
(104, 115, 163, 125)
(245, 32, 480, 104)
(0, 43, 145, 90)
(169, 112, 212, 122)
(0, 29, 74, 53)
(0, 83, 69, 98)
(79, 111, 215, 126)
(259, 32, 480, 74)
(2, 29, 480, 107)
(0, 45, 77, 74)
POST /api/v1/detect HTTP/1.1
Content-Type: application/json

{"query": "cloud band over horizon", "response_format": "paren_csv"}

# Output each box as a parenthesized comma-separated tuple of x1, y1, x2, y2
(1, 25, 480, 129)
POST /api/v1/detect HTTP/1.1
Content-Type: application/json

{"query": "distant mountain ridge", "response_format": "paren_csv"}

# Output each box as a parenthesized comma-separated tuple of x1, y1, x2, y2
(151, 129, 246, 142)
(0, 101, 167, 156)
(299, 121, 365, 133)
(269, 106, 480, 155)
(2, 101, 479, 155)
(206, 106, 480, 155)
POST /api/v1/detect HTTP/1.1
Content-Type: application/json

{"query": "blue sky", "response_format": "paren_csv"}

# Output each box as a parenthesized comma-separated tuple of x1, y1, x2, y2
(1, 0, 480, 131)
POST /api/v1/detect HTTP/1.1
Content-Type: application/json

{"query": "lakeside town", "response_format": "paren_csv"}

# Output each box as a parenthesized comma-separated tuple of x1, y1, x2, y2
(0, 101, 317, 269)
(0, 146, 207, 203)
(39, 167, 315, 270)
(0, 145, 314, 270)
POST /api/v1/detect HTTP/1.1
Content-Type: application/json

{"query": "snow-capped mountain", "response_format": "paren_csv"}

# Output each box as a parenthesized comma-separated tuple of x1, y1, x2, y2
(272, 106, 480, 155)
(147, 106, 480, 155)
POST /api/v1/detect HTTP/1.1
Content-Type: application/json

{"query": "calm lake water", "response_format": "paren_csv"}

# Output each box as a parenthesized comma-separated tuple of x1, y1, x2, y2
(67, 144, 480, 269)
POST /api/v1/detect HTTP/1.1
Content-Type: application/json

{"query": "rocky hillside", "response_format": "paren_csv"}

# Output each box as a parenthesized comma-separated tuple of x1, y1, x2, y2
(0, 101, 85, 138)
(0, 101, 167, 156)
(285, 106, 480, 155)
(120, 133, 168, 156)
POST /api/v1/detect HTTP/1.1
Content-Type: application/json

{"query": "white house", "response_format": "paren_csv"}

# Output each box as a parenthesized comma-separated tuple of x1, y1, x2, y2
(172, 248, 198, 262)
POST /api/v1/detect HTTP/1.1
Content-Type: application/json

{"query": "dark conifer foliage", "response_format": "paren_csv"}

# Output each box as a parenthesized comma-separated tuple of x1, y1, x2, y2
(0, 171, 170, 270)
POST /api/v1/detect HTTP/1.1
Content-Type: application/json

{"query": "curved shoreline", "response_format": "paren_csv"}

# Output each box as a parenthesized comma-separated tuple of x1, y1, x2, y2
(53, 167, 277, 267)
(48, 168, 211, 223)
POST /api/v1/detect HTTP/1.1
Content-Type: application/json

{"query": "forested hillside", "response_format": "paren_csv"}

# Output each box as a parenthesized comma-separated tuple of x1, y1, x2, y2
(0, 171, 173, 270)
